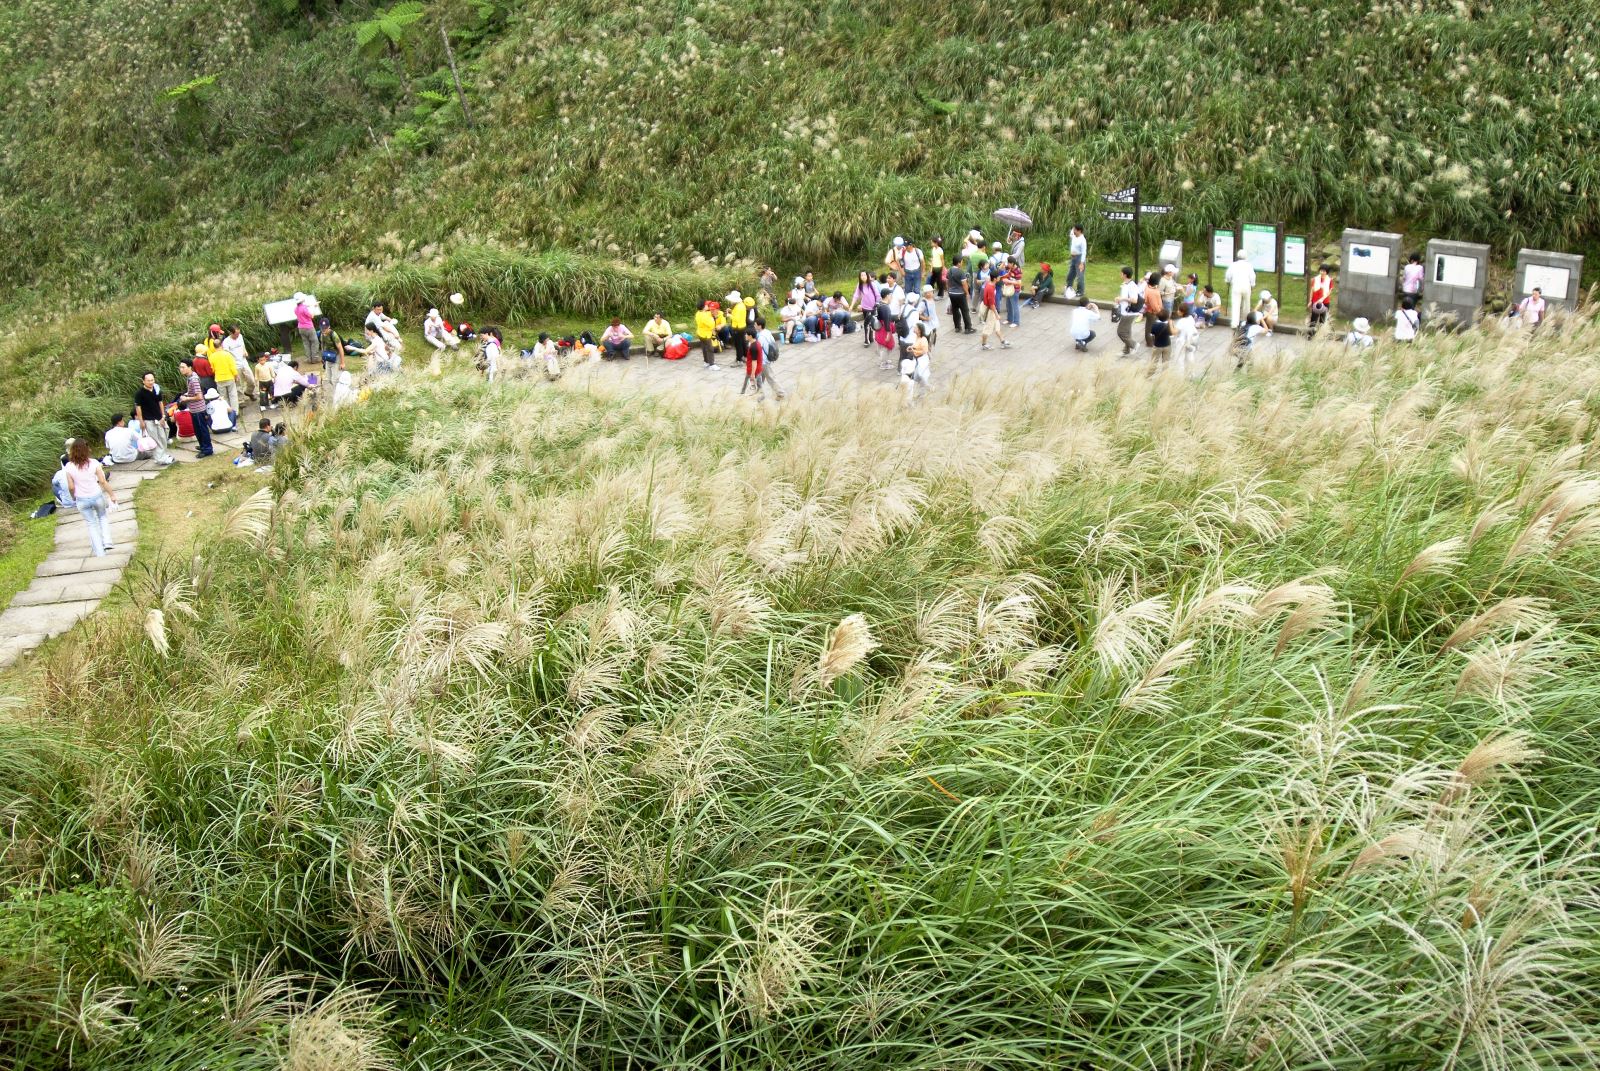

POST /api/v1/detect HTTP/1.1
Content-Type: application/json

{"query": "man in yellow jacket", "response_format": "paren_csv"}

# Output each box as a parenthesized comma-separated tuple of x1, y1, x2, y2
(695, 301, 719, 369)
(726, 291, 750, 366)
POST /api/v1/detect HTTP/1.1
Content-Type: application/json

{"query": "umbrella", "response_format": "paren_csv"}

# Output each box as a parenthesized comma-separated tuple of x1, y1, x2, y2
(993, 206, 1032, 230)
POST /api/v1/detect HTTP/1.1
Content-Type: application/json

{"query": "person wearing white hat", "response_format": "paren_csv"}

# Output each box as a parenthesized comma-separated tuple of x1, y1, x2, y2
(424, 307, 461, 351)
(884, 236, 906, 272)
(1255, 289, 1279, 331)
(205, 387, 237, 432)
(1159, 264, 1179, 315)
(1346, 317, 1375, 349)
(1224, 250, 1256, 329)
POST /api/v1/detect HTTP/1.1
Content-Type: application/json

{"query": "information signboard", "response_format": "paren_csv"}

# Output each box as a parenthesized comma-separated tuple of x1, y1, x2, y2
(1283, 236, 1306, 277)
(1212, 229, 1235, 269)
(1242, 223, 1278, 273)
(1523, 264, 1571, 300)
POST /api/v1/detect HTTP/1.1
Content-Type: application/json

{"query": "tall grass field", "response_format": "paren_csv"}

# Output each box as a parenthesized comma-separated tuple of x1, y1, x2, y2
(3, 319, 1599, 1068)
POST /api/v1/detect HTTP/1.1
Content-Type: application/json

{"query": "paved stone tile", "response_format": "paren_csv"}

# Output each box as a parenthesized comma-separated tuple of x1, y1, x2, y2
(0, 600, 101, 640)
(0, 633, 48, 670)
(11, 577, 119, 607)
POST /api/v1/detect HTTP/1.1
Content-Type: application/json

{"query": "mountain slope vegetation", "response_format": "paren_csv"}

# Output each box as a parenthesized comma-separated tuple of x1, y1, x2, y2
(3, 0, 1599, 317)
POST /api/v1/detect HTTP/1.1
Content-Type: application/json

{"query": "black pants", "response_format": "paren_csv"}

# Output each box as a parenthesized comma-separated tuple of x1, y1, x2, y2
(732, 332, 747, 364)
(931, 267, 947, 298)
(861, 307, 876, 345)
(192, 409, 214, 456)
(700, 338, 715, 365)
(949, 294, 973, 332)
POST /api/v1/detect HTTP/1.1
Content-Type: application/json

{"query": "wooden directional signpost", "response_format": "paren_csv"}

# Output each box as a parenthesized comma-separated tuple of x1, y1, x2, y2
(1100, 185, 1172, 281)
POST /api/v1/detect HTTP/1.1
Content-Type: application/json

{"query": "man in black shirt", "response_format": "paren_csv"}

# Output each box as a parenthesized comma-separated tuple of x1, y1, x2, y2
(132, 371, 175, 465)
(946, 264, 974, 333)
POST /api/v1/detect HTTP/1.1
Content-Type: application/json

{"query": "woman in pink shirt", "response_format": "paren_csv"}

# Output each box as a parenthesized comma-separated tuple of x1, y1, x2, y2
(293, 292, 317, 363)
(64, 438, 119, 557)
(600, 318, 634, 360)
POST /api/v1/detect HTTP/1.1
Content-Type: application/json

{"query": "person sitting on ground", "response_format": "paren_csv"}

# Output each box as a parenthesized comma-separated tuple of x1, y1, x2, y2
(104, 413, 150, 464)
(1255, 290, 1280, 332)
(1346, 316, 1375, 349)
(575, 331, 602, 363)
(1025, 263, 1055, 308)
(1196, 286, 1223, 327)
(248, 418, 277, 463)
(424, 308, 461, 351)
(825, 292, 851, 330)
(273, 360, 312, 407)
(52, 446, 76, 509)
(802, 295, 825, 340)
(601, 318, 634, 360)
(363, 325, 394, 374)
(802, 271, 819, 301)
(780, 294, 804, 343)
(642, 313, 673, 357)
(1070, 296, 1100, 352)
(205, 388, 236, 433)
(332, 370, 357, 408)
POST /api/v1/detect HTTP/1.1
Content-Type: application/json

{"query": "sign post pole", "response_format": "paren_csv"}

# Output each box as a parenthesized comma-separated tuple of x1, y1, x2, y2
(1132, 186, 1142, 283)
(1207, 229, 1215, 293)
(1276, 221, 1285, 310)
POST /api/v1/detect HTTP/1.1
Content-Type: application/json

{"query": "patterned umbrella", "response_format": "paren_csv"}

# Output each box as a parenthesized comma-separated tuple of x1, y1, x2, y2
(993, 206, 1033, 230)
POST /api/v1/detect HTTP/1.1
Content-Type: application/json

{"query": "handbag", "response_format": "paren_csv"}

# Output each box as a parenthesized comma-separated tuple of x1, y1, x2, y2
(138, 434, 158, 453)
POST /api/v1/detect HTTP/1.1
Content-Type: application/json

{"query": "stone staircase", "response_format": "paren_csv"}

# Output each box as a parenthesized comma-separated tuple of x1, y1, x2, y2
(0, 423, 250, 670)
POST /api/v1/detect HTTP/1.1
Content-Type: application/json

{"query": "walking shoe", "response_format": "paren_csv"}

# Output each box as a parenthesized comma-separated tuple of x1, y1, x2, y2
(981, 343, 992, 350)
(1001, 341, 1013, 349)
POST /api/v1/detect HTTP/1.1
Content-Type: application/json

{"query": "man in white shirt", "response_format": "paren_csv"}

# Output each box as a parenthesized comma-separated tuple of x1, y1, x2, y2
(900, 241, 925, 299)
(104, 414, 150, 464)
(1066, 226, 1088, 296)
(365, 302, 404, 356)
(1224, 251, 1256, 327)
(1070, 297, 1100, 352)
(989, 241, 1008, 270)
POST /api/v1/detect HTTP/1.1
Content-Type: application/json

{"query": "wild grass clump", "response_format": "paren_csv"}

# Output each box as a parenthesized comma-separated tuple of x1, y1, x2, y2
(3, 318, 1600, 1068)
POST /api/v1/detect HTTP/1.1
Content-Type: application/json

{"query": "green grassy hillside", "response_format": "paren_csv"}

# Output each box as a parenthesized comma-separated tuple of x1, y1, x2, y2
(3, 0, 1599, 318)
(3, 324, 1600, 1068)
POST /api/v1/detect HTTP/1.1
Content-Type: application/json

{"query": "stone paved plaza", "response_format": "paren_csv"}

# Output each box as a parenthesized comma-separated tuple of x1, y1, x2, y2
(561, 300, 1303, 404)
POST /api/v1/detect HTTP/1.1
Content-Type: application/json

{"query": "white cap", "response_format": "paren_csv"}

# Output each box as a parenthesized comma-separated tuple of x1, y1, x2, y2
(428, 307, 439, 317)
(1164, 263, 1176, 273)
(204, 387, 219, 400)
(1353, 317, 1371, 332)
(923, 284, 934, 294)
(726, 290, 741, 303)
(293, 292, 306, 302)
(1259, 290, 1271, 300)
(893, 236, 905, 247)
(992, 241, 1002, 249)
(1235, 250, 1246, 260)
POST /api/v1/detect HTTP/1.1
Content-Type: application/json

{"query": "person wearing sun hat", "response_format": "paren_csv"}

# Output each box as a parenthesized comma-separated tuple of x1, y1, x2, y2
(1159, 264, 1180, 315)
(1346, 316, 1375, 349)
(1255, 288, 1280, 331)
(293, 292, 317, 363)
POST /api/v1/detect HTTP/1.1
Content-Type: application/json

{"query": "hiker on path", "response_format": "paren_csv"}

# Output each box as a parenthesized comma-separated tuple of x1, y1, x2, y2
(695, 300, 719, 368)
(1173, 303, 1199, 374)
(1515, 287, 1547, 328)
(928, 237, 947, 298)
(740, 325, 786, 401)
(64, 438, 119, 558)
(1225, 250, 1256, 327)
(317, 318, 347, 380)
(222, 325, 257, 406)
(901, 240, 924, 299)
(177, 359, 214, 458)
(1009, 229, 1026, 269)
(1394, 297, 1420, 342)
(1400, 253, 1424, 301)
(1143, 272, 1162, 347)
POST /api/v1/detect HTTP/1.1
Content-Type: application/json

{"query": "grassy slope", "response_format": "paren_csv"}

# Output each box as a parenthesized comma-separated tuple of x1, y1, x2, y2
(2, 0, 1598, 319)
(2, 322, 1599, 1067)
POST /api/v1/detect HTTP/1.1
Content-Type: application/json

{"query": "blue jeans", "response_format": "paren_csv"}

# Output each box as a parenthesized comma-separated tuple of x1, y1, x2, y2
(76, 493, 114, 556)
(904, 270, 922, 299)
(1005, 292, 1021, 324)
(1066, 256, 1085, 293)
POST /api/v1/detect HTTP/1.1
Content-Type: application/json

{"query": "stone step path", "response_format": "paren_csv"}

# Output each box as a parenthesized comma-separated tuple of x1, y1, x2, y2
(0, 421, 251, 671)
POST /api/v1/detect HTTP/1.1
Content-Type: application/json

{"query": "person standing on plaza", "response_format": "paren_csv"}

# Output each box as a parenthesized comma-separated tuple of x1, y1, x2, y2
(1308, 264, 1334, 336)
(177, 358, 213, 457)
(695, 300, 719, 368)
(946, 261, 973, 334)
(979, 274, 1012, 350)
(1142, 272, 1163, 348)
(1066, 225, 1088, 297)
(1173, 302, 1199, 374)
(915, 285, 940, 351)
(1009, 228, 1026, 269)
(1158, 265, 1179, 315)
(1117, 267, 1142, 356)
(1225, 250, 1256, 327)
(928, 236, 947, 298)
(852, 271, 880, 346)
(901, 240, 924, 300)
